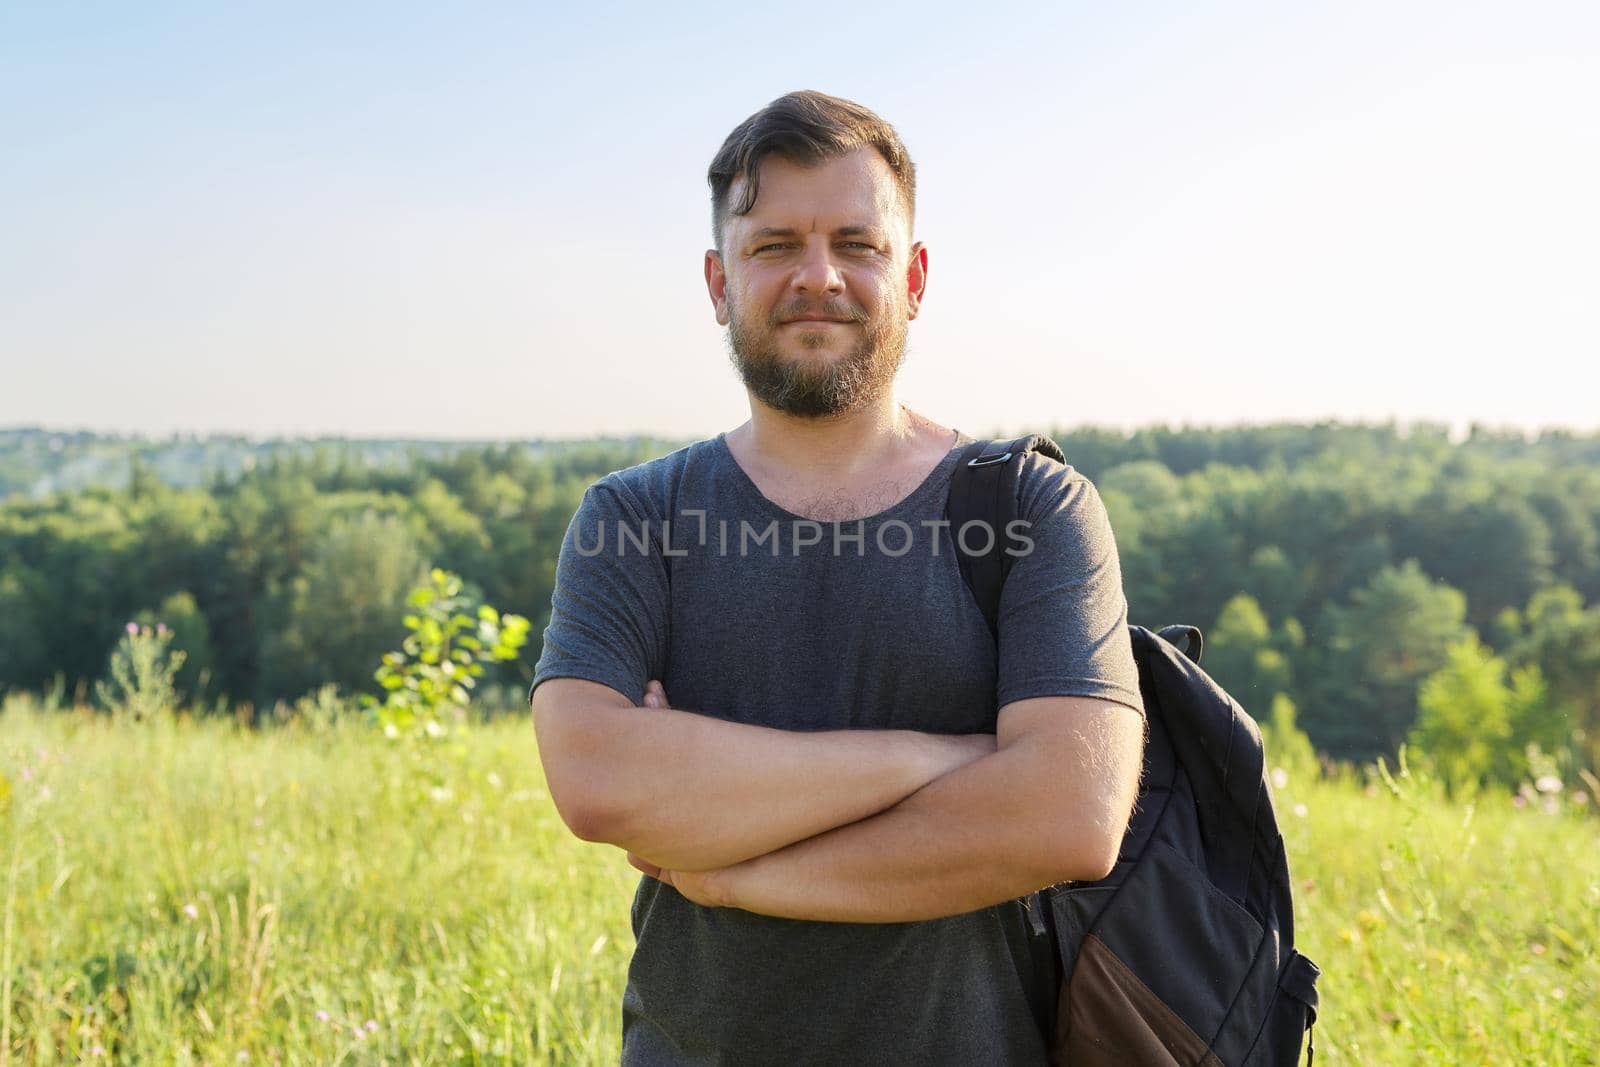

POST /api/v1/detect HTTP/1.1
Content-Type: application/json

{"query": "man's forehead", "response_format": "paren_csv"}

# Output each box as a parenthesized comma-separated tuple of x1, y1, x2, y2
(727, 148, 907, 237)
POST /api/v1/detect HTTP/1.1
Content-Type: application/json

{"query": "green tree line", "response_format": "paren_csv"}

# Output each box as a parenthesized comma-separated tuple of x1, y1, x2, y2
(2, 422, 1597, 787)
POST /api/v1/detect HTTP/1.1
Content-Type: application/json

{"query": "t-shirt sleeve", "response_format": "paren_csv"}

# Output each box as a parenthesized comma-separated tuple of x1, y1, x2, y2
(995, 458, 1144, 717)
(528, 478, 669, 709)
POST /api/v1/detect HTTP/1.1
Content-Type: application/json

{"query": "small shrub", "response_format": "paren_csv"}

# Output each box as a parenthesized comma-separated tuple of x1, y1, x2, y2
(94, 622, 185, 724)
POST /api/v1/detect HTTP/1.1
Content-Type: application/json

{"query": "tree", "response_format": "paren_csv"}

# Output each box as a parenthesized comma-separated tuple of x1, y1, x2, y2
(1206, 594, 1293, 716)
(1409, 636, 1516, 792)
(256, 511, 431, 707)
(1505, 585, 1600, 774)
(1305, 561, 1471, 761)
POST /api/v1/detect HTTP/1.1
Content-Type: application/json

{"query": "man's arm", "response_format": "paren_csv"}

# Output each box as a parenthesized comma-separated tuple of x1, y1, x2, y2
(532, 676, 996, 872)
(678, 694, 1145, 923)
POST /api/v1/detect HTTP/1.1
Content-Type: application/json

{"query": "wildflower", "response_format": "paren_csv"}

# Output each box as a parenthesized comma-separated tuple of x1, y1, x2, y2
(157, 623, 171, 637)
(125, 621, 138, 636)
(183, 903, 199, 919)
(237, 1053, 248, 1063)
(315, 1010, 330, 1023)
(1573, 791, 1589, 806)
(1553, 987, 1566, 1000)
(487, 771, 503, 789)
(1541, 797, 1559, 816)
(365, 1020, 378, 1032)
(92, 1045, 106, 1057)
(1535, 775, 1562, 794)
(353, 1026, 367, 1041)
(20, 767, 31, 782)
(1292, 803, 1308, 818)
(1531, 943, 1546, 956)
(1512, 794, 1527, 807)
(1270, 767, 1288, 789)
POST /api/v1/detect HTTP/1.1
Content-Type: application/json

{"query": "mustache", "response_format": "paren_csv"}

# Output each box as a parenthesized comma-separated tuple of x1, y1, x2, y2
(770, 300, 869, 326)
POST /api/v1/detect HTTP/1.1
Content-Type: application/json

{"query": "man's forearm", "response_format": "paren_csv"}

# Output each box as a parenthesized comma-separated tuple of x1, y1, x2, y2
(538, 699, 991, 872)
(709, 723, 1115, 923)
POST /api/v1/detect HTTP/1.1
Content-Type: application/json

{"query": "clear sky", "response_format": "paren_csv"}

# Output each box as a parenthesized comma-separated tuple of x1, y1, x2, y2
(2, 1, 1596, 441)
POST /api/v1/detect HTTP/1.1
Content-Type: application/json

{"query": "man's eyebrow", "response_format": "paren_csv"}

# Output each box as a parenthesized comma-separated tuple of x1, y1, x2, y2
(746, 225, 888, 241)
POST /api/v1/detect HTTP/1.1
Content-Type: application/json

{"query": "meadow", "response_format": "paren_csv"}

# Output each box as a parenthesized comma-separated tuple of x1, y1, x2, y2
(1, 694, 1596, 1065)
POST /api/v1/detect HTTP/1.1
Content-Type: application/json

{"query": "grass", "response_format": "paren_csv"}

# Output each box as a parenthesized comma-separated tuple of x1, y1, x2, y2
(0, 694, 1595, 1064)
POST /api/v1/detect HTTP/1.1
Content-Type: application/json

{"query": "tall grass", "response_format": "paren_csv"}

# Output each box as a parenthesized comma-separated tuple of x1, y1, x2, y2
(1, 694, 1595, 1063)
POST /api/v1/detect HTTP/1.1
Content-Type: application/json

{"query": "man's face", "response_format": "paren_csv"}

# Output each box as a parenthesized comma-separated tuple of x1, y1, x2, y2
(706, 147, 927, 419)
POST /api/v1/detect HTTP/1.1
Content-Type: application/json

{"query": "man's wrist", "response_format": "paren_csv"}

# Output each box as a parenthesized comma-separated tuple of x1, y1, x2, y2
(707, 859, 745, 909)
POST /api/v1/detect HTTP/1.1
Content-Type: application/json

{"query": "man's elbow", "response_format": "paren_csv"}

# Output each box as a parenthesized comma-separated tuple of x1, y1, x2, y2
(1046, 781, 1140, 883)
(531, 681, 631, 844)
(1070, 833, 1123, 883)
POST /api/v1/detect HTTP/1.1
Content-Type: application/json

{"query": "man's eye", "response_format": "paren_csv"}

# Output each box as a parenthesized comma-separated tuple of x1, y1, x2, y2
(842, 242, 873, 250)
(755, 243, 788, 253)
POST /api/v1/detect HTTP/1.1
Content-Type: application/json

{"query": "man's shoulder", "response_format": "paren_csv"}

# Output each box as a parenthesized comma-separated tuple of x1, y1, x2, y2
(1012, 445, 1096, 526)
(591, 436, 723, 520)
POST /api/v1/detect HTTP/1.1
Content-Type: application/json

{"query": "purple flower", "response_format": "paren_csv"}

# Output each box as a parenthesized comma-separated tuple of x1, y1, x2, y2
(314, 1010, 330, 1023)
(126, 621, 139, 636)
(157, 623, 170, 636)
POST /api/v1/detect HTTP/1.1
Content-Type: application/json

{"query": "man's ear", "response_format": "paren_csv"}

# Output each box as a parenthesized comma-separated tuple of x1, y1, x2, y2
(705, 249, 730, 325)
(905, 241, 929, 320)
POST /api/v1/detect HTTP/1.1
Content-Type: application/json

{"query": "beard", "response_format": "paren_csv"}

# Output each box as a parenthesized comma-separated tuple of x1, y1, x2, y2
(724, 294, 908, 419)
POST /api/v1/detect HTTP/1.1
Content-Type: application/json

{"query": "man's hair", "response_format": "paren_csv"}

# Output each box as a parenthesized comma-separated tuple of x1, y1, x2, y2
(707, 90, 917, 252)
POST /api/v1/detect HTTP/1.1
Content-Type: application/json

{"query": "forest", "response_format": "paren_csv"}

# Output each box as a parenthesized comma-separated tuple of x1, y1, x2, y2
(3, 421, 1598, 790)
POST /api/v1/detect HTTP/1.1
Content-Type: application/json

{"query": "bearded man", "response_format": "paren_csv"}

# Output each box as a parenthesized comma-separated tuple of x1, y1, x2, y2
(530, 89, 1145, 1066)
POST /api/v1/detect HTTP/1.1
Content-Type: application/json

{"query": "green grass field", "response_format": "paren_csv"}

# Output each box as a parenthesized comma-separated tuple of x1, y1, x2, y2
(1, 696, 1595, 1064)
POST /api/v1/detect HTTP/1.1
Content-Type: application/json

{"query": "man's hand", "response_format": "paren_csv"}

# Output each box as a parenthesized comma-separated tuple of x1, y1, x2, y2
(626, 849, 729, 908)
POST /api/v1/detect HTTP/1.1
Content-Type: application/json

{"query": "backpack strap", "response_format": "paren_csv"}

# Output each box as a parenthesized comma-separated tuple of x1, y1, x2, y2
(947, 433, 1066, 639)
(946, 431, 1071, 1040)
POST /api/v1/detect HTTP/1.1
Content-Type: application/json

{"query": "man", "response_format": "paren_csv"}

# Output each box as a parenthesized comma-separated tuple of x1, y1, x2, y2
(529, 90, 1145, 1065)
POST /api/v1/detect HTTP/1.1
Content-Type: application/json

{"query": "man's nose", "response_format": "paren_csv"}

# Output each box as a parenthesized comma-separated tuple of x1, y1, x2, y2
(792, 239, 844, 296)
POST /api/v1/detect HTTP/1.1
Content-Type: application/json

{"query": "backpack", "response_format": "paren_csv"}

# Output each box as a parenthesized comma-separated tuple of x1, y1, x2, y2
(946, 433, 1321, 1066)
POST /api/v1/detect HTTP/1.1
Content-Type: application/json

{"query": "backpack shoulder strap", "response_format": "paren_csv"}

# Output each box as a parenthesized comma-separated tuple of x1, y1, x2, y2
(946, 432, 1067, 639)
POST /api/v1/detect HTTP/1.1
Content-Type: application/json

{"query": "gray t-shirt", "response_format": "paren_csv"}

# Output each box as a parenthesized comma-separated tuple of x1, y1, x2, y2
(530, 428, 1142, 1066)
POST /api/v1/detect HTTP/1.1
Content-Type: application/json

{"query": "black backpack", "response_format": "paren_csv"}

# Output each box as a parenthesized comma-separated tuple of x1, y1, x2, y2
(947, 433, 1321, 1066)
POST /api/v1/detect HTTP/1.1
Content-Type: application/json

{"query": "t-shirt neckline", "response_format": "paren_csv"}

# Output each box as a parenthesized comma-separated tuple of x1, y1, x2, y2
(712, 428, 976, 525)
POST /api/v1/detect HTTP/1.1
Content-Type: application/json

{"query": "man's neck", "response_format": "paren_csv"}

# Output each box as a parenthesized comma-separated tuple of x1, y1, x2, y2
(729, 397, 943, 483)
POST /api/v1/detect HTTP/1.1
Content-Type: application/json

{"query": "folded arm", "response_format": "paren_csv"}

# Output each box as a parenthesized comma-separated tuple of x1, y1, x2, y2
(531, 676, 996, 872)
(678, 694, 1146, 923)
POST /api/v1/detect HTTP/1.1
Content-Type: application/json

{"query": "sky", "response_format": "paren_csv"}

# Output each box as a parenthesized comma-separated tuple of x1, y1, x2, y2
(2, 1, 1597, 442)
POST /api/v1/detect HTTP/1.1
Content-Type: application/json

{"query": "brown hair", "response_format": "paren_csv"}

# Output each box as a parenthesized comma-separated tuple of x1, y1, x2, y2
(706, 90, 917, 251)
